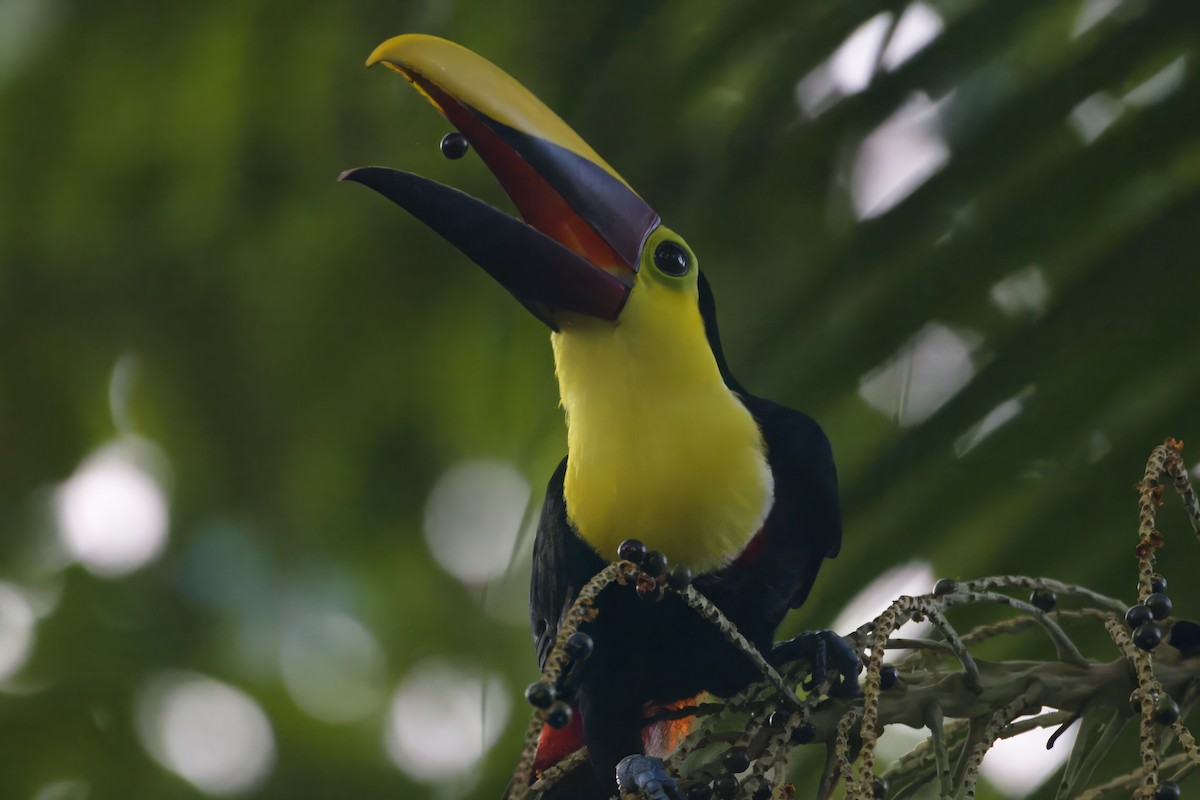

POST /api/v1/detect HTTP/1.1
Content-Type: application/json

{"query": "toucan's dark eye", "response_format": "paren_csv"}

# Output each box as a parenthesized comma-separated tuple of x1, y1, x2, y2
(654, 241, 690, 277)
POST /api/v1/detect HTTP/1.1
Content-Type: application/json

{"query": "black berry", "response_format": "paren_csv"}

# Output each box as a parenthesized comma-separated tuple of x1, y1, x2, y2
(712, 775, 738, 799)
(546, 701, 572, 729)
(1151, 575, 1168, 594)
(643, 550, 669, 577)
(1146, 592, 1173, 620)
(666, 564, 693, 591)
(524, 681, 554, 709)
(1030, 588, 1057, 612)
(872, 778, 889, 799)
(752, 788, 772, 800)
(565, 632, 594, 661)
(686, 785, 714, 800)
(1133, 621, 1163, 651)
(1126, 604, 1153, 629)
(439, 132, 470, 159)
(722, 747, 750, 773)
(1156, 695, 1181, 725)
(618, 539, 647, 563)
(933, 578, 957, 596)
(1155, 783, 1181, 800)
(879, 665, 900, 690)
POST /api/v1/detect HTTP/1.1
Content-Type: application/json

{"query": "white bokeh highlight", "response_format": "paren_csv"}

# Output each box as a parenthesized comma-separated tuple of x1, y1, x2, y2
(859, 323, 980, 426)
(830, 13, 892, 95)
(0, 582, 35, 682)
(424, 459, 531, 586)
(991, 265, 1050, 318)
(54, 438, 169, 578)
(956, 387, 1035, 457)
(280, 612, 385, 724)
(137, 673, 276, 796)
(881, 3, 944, 71)
(850, 92, 951, 218)
(831, 560, 935, 660)
(795, 4, 944, 119)
(385, 660, 510, 783)
(1068, 92, 1123, 144)
(981, 708, 1078, 796)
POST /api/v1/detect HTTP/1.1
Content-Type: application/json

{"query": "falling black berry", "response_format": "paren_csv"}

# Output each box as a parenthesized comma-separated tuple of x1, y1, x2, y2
(712, 774, 739, 799)
(791, 722, 817, 745)
(1156, 695, 1181, 725)
(618, 539, 647, 563)
(722, 747, 750, 773)
(1126, 604, 1153, 629)
(439, 132, 469, 159)
(933, 578, 958, 596)
(643, 550, 669, 577)
(872, 778, 890, 799)
(666, 564, 693, 591)
(1151, 575, 1168, 594)
(686, 785, 714, 800)
(565, 632, 594, 661)
(546, 701, 572, 729)
(524, 681, 554, 709)
(879, 665, 900, 690)
(1146, 592, 1174, 620)
(1030, 588, 1057, 612)
(1133, 621, 1163, 651)
(1155, 782, 1182, 800)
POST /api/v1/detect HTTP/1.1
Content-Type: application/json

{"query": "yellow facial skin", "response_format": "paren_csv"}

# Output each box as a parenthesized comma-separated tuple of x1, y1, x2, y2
(553, 226, 774, 572)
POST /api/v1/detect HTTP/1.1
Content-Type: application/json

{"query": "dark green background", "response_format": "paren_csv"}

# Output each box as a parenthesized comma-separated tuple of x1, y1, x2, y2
(2, 1, 1198, 798)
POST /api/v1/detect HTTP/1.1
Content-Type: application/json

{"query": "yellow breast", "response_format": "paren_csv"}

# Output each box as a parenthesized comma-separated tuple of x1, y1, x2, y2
(551, 275, 773, 573)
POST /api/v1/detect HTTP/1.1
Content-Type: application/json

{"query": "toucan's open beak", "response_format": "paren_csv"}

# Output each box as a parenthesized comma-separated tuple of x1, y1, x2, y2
(340, 34, 660, 329)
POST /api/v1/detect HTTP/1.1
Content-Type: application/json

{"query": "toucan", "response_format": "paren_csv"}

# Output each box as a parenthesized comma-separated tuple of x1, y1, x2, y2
(341, 35, 857, 799)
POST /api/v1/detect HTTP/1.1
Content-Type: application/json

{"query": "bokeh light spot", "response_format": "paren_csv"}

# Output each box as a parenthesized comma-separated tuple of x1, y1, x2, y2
(1068, 92, 1123, 144)
(137, 673, 275, 796)
(424, 459, 531, 586)
(981, 708, 1077, 796)
(832, 560, 934, 661)
(829, 13, 892, 95)
(881, 3, 944, 71)
(384, 660, 509, 783)
(0, 582, 36, 682)
(955, 387, 1035, 457)
(990, 265, 1050, 318)
(850, 92, 951, 218)
(859, 323, 979, 426)
(54, 438, 169, 578)
(280, 612, 385, 724)
(30, 779, 90, 800)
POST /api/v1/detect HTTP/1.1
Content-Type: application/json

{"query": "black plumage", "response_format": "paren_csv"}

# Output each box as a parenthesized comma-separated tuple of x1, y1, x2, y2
(529, 272, 841, 790)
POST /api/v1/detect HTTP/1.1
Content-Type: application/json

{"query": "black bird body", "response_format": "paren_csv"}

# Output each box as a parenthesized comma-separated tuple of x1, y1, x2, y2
(529, 275, 841, 786)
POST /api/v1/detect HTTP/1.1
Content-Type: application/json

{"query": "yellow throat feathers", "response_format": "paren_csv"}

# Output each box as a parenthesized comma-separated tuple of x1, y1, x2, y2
(551, 273, 774, 574)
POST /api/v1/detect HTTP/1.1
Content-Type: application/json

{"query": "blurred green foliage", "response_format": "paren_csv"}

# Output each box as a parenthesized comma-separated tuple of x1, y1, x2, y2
(1, 0, 1198, 798)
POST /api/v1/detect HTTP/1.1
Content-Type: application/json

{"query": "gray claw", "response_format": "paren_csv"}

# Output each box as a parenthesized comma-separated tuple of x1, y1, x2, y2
(616, 755, 684, 800)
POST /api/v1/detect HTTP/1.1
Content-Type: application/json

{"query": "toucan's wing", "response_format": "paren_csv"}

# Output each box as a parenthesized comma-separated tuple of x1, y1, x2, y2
(530, 456, 608, 670)
(753, 397, 842, 608)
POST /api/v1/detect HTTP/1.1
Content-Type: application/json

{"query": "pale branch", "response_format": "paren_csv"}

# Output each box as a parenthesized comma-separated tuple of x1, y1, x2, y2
(508, 438, 1200, 800)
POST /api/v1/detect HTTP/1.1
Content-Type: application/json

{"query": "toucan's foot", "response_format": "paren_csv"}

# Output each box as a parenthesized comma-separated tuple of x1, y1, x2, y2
(771, 629, 861, 696)
(616, 755, 684, 800)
